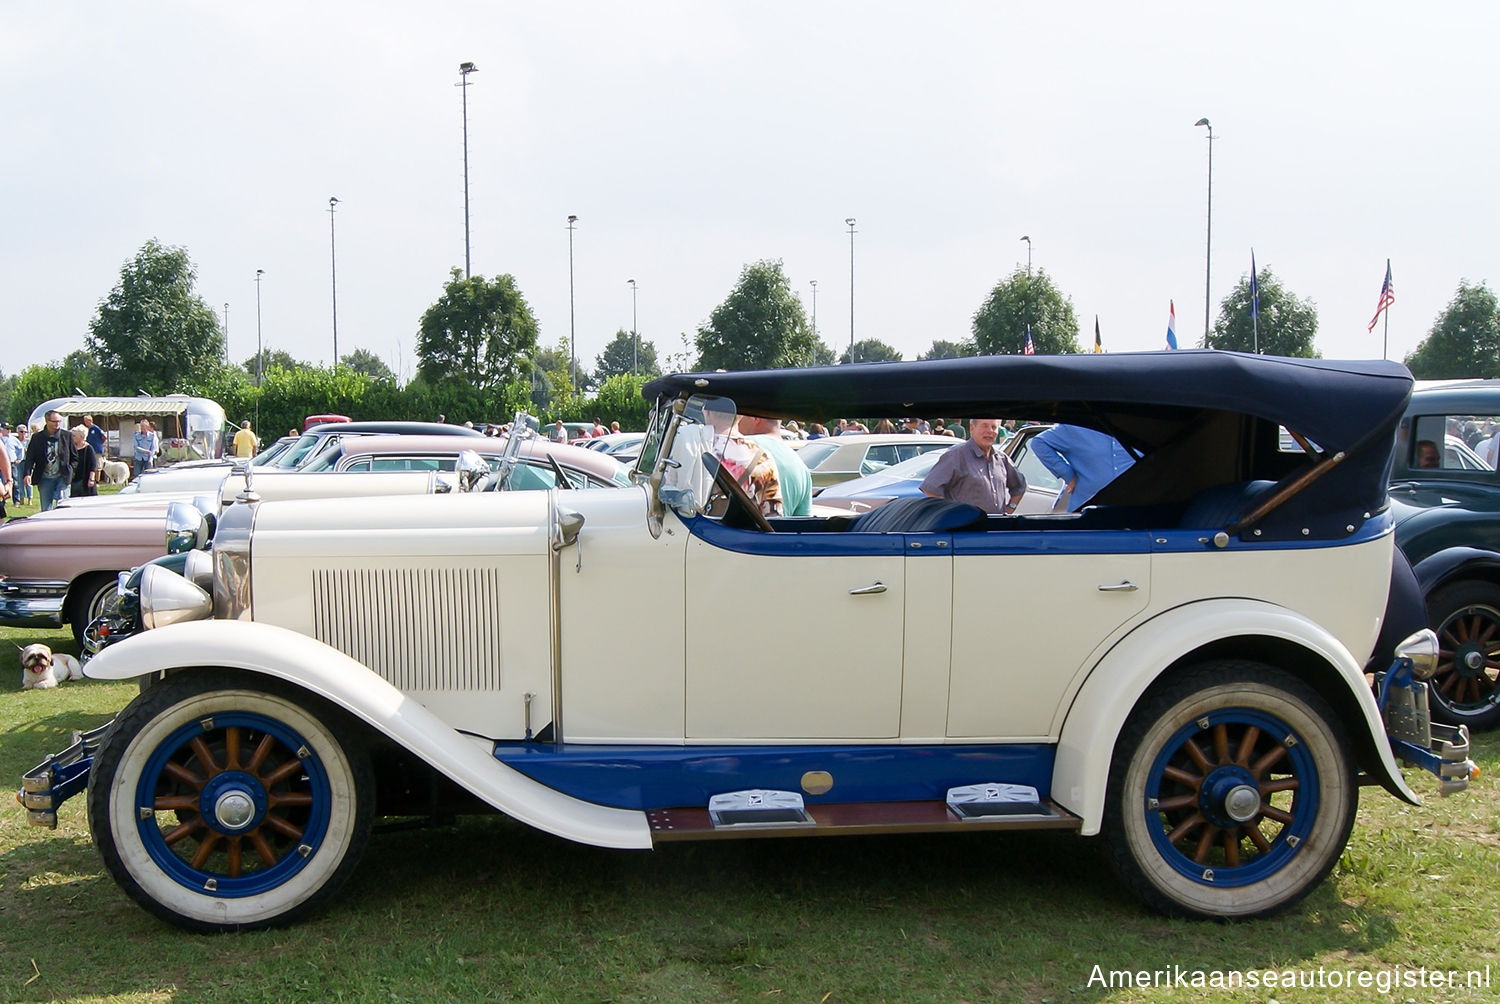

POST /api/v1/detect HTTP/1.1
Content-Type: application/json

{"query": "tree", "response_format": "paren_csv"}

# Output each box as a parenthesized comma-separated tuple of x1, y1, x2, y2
(972, 268, 1080, 354)
(840, 338, 903, 365)
(919, 339, 977, 360)
(523, 338, 578, 415)
(595, 329, 660, 380)
(242, 348, 305, 379)
(416, 268, 539, 390)
(87, 239, 226, 393)
(340, 347, 396, 383)
(695, 260, 817, 370)
(1208, 267, 1319, 357)
(1404, 282, 1500, 379)
(811, 339, 837, 366)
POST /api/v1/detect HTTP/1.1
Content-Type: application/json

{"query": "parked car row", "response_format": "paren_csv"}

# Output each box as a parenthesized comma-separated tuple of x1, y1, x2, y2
(0, 425, 628, 643)
(20, 352, 1473, 933)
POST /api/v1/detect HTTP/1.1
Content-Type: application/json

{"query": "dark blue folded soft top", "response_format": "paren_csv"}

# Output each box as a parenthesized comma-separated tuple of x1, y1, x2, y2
(645, 351, 1414, 541)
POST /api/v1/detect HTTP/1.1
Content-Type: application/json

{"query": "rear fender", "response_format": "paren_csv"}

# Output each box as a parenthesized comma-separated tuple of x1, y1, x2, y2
(1053, 599, 1418, 835)
(84, 620, 651, 850)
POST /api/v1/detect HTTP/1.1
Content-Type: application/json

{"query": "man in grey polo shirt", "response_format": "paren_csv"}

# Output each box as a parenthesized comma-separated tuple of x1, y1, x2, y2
(919, 417, 1025, 514)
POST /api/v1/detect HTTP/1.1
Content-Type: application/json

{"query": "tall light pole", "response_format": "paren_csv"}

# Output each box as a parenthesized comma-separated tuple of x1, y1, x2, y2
(1195, 117, 1214, 345)
(222, 302, 229, 364)
(845, 218, 857, 354)
(457, 61, 478, 278)
(809, 279, 818, 343)
(627, 278, 639, 376)
(254, 270, 265, 388)
(567, 215, 578, 389)
(328, 196, 340, 366)
(1020, 235, 1032, 277)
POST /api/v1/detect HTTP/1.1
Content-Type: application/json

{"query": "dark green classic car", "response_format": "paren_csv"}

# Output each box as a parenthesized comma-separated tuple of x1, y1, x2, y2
(1391, 380, 1500, 729)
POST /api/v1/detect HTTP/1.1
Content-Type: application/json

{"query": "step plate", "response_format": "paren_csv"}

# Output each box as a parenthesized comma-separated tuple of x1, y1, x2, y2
(647, 798, 1081, 842)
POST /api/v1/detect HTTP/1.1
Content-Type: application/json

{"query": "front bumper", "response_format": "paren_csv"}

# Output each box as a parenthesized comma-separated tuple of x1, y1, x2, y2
(16, 723, 112, 828)
(1379, 636, 1479, 795)
(0, 580, 68, 628)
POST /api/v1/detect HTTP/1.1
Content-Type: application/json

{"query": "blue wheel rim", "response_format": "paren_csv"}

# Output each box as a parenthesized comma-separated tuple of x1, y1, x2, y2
(134, 711, 332, 898)
(1143, 708, 1320, 888)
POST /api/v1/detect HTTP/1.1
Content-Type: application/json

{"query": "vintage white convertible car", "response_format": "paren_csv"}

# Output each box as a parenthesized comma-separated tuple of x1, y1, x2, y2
(20, 352, 1476, 931)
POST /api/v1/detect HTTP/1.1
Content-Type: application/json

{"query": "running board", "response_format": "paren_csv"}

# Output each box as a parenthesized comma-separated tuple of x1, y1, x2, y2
(648, 797, 1080, 842)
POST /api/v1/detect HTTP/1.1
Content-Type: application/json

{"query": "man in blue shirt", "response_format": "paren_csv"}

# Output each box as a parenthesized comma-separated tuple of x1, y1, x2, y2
(83, 414, 106, 457)
(1030, 424, 1135, 512)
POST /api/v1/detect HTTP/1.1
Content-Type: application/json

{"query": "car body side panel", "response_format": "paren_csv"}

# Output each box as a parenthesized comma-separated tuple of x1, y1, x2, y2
(82, 621, 653, 849)
(1053, 597, 1418, 836)
(684, 532, 907, 740)
(948, 542, 1151, 738)
(246, 491, 554, 739)
(557, 489, 690, 742)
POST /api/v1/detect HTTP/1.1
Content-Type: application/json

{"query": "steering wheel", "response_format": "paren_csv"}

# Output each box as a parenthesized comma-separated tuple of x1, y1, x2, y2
(706, 455, 775, 534)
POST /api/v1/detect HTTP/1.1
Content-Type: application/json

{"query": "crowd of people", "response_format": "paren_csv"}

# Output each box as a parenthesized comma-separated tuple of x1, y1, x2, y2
(0, 412, 157, 514)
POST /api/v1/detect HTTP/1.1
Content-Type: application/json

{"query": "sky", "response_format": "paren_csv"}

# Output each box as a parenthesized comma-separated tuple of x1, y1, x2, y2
(5, 2, 1498, 386)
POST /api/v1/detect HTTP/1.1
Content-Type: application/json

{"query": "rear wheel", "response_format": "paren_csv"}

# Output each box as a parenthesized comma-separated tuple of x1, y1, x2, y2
(87, 671, 373, 932)
(1103, 662, 1356, 919)
(1426, 580, 1500, 730)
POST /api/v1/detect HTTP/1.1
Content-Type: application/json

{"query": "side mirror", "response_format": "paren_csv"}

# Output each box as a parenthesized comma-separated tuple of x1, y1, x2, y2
(554, 507, 585, 551)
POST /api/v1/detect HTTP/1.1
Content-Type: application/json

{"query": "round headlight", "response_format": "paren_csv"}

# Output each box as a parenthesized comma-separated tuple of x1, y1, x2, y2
(139, 564, 213, 630)
(1396, 628, 1440, 681)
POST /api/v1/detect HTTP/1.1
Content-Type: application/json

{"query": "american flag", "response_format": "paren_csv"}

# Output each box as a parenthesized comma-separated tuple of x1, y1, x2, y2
(1024, 325, 1035, 355)
(1367, 260, 1394, 332)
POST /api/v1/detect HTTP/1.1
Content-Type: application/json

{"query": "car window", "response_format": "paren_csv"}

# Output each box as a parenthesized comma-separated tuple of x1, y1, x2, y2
(1010, 438, 1066, 493)
(508, 462, 560, 491)
(860, 444, 901, 476)
(797, 442, 841, 469)
(1412, 414, 1499, 471)
(341, 459, 372, 472)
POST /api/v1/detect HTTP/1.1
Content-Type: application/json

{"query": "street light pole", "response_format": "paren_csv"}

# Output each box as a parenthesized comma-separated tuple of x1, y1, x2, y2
(222, 302, 229, 364)
(1195, 117, 1214, 345)
(845, 218, 857, 354)
(809, 279, 818, 344)
(254, 270, 264, 388)
(567, 215, 578, 389)
(457, 62, 478, 278)
(628, 278, 638, 376)
(328, 196, 340, 366)
(1020, 235, 1032, 277)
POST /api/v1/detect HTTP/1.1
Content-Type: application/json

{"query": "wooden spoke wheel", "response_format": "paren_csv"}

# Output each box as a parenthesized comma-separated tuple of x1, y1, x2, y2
(1428, 580, 1500, 730)
(1103, 661, 1355, 919)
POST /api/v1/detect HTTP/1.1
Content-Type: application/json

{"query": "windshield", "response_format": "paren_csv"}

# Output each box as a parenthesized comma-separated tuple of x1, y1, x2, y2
(269, 433, 325, 469)
(797, 441, 841, 469)
(658, 394, 738, 515)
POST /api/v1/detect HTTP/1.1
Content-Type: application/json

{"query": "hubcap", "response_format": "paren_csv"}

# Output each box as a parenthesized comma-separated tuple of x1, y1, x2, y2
(214, 790, 256, 831)
(1223, 783, 1261, 823)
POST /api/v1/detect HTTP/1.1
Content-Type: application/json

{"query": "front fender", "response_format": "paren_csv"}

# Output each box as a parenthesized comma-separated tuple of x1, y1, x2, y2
(1410, 546, 1500, 595)
(1052, 599, 1419, 836)
(85, 620, 652, 850)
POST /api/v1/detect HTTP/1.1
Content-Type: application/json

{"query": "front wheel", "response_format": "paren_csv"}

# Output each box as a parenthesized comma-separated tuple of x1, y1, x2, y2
(87, 671, 373, 932)
(1102, 662, 1356, 919)
(1426, 580, 1500, 731)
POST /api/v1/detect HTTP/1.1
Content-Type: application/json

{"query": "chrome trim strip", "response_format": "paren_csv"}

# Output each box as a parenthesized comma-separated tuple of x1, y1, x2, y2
(549, 491, 563, 739)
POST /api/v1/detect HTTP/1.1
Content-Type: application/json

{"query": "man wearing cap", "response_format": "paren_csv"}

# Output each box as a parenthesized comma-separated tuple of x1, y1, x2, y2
(919, 417, 1025, 515)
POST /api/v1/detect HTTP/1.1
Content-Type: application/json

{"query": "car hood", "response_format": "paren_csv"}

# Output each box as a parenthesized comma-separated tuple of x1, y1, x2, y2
(1388, 481, 1500, 523)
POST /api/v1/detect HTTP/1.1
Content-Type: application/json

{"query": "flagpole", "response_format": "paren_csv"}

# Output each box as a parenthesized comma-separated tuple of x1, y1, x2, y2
(1382, 257, 1391, 360)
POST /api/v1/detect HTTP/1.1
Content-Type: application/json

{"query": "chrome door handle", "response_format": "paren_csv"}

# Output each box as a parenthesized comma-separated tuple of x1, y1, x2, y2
(849, 582, 888, 595)
(1098, 581, 1140, 592)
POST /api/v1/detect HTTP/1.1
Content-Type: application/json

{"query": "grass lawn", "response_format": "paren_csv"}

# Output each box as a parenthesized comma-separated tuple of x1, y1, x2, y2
(2, 620, 1496, 1002)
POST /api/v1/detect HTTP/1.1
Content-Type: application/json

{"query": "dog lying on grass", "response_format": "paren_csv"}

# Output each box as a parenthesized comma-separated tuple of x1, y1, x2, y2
(19, 644, 84, 690)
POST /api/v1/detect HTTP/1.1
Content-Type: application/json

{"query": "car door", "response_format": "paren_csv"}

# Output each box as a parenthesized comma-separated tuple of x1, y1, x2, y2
(945, 529, 1151, 738)
(683, 522, 906, 739)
